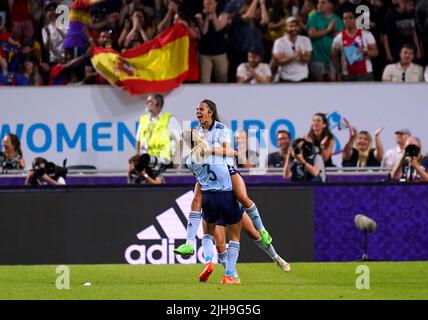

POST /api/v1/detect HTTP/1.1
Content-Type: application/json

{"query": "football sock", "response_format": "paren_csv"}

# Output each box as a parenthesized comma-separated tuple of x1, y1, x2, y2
(255, 237, 278, 260)
(218, 251, 227, 269)
(202, 234, 214, 262)
(226, 241, 240, 276)
(219, 249, 239, 277)
(245, 204, 265, 232)
(186, 211, 201, 246)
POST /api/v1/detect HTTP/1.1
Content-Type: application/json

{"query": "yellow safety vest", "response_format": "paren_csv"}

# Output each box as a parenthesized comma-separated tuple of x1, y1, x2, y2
(138, 112, 173, 161)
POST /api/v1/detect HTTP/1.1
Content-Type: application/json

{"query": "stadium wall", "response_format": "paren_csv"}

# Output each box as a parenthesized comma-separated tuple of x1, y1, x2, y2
(0, 184, 427, 265)
(1, 84, 427, 171)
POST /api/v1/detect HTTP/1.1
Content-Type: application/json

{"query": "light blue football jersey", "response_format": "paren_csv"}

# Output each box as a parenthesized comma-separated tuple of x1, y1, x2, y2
(186, 155, 232, 191)
(195, 121, 235, 166)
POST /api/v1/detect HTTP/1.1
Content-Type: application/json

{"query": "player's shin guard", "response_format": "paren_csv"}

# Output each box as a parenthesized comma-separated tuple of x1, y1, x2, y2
(245, 204, 265, 232)
(225, 241, 240, 276)
(202, 234, 214, 262)
(186, 211, 202, 246)
(255, 238, 278, 260)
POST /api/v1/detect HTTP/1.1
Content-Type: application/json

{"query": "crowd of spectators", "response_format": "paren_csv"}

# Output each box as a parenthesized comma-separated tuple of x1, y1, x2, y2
(0, 0, 427, 87)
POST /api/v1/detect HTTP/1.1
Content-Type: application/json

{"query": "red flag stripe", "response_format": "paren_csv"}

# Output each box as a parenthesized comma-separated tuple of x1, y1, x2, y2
(118, 70, 189, 95)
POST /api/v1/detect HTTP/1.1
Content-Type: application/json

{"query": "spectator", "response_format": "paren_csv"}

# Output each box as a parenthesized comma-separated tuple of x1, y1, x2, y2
(342, 128, 384, 167)
(415, 0, 428, 66)
(122, 9, 151, 49)
(383, 128, 411, 168)
(90, 1, 122, 33)
(235, 130, 259, 168)
(42, 2, 66, 65)
(307, 0, 343, 81)
(236, 48, 271, 83)
(300, 0, 317, 25)
(370, 0, 389, 81)
(135, 94, 182, 167)
(332, 9, 378, 81)
(8, 37, 40, 74)
(306, 113, 335, 167)
(268, 130, 291, 168)
(283, 138, 326, 182)
(227, 0, 269, 82)
(391, 136, 428, 182)
(13, 54, 42, 86)
(49, 49, 90, 85)
(381, 0, 422, 63)
(266, 0, 289, 46)
(63, 0, 107, 58)
(382, 44, 424, 82)
(10, 0, 34, 41)
(0, 1, 11, 32)
(0, 43, 7, 84)
(25, 157, 67, 186)
(336, 0, 375, 27)
(0, 133, 25, 170)
(158, 0, 178, 33)
(127, 155, 165, 185)
(174, 7, 200, 82)
(195, 0, 230, 83)
(272, 16, 312, 82)
(95, 28, 113, 48)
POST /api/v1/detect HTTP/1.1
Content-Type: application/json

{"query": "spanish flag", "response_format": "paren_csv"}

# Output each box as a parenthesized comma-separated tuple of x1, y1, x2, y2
(91, 23, 191, 95)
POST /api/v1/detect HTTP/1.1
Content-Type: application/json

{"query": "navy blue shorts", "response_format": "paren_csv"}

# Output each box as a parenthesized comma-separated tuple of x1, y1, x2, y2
(202, 191, 243, 225)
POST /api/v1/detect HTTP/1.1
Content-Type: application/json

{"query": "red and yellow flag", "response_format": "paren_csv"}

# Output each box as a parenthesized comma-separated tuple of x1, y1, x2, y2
(91, 23, 190, 95)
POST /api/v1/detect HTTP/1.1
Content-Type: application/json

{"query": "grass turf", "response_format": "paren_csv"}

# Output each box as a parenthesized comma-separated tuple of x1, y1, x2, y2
(0, 262, 427, 300)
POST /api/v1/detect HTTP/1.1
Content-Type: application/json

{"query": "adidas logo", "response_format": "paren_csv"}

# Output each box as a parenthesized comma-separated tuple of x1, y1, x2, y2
(124, 190, 218, 265)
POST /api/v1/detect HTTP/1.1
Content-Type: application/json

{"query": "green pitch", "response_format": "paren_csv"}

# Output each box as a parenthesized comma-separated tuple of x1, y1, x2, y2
(0, 262, 427, 300)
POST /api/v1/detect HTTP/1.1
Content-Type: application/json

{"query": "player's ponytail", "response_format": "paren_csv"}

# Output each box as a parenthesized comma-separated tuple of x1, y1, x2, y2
(201, 99, 220, 123)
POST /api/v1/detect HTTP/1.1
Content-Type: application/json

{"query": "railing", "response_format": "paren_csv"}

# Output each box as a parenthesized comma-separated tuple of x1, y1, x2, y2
(0, 167, 392, 177)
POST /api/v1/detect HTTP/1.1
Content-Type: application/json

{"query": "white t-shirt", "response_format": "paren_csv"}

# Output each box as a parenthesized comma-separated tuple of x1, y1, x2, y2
(383, 146, 404, 168)
(332, 30, 376, 75)
(272, 35, 312, 82)
(424, 65, 428, 82)
(42, 23, 66, 64)
(382, 63, 424, 82)
(236, 62, 272, 84)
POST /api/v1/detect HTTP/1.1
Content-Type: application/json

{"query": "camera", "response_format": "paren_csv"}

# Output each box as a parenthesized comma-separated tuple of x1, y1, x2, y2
(405, 144, 420, 158)
(134, 154, 167, 177)
(293, 141, 315, 159)
(29, 158, 68, 185)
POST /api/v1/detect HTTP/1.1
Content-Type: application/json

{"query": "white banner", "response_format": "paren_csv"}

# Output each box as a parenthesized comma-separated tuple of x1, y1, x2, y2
(1, 84, 427, 170)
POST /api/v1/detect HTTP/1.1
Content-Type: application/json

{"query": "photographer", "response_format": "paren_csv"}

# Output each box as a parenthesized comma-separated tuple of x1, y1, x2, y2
(127, 154, 166, 185)
(283, 138, 326, 183)
(1, 133, 25, 171)
(25, 157, 67, 186)
(391, 137, 428, 182)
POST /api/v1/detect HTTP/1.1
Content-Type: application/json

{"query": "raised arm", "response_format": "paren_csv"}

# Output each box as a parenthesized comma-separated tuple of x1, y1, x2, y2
(282, 148, 292, 179)
(343, 128, 357, 161)
(374, 127, 384, 162)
